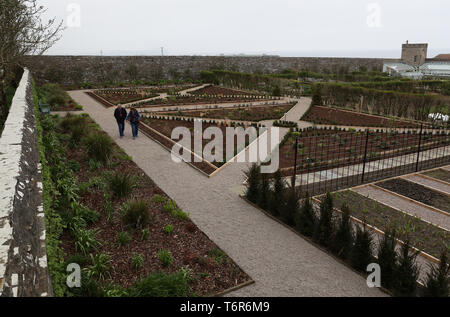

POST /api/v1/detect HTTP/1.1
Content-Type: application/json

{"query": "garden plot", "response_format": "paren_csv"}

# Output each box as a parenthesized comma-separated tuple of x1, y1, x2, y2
(275, 128, 448, 177)
(129, 94, 274, 109)
(352, 184, 450, 231)
(401, 174, 450, 195)
(376, 178, 450, 214)
(422, 168, 450, 183)
(140, 117, 263, 175)
(156, 103, 296, 122)
(41, 114, 251, 296)
(330, 190, 450, 261)
(189, 85, 260, 96)
(303, 106, 424, 128)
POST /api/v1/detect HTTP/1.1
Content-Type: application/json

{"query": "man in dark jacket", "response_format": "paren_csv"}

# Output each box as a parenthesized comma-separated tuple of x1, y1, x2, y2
(114, 104, 127, 138)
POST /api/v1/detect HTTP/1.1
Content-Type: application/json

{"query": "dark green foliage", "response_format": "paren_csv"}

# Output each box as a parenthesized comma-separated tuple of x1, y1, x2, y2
(422, 251, 450, 297)
(108, 172, 134, 198)
(69, 271, 104, 297)
(245, 164, 261, 203)
(311, 84, 322, 106)
(314, 193, 334, 247)
(295, 194, 316, 237)
(85, 133, 113, 163)
(350, 223, 374, 272)
(281, 187, 299, 226)
(393, 241, 420, 297)
(272, 85, 281, 97)
(128, 271, 190, 297)
(331, 204, 354, 259)
(121, 200, 151, 229)
(258, 173, 271, 210)
(268, 170, 285, 217)
(377, 228, 398, 290)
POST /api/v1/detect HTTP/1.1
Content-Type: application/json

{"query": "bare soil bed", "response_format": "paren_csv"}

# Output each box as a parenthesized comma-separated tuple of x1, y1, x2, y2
(303, 106, 423, 128)
(94, 89, 159, 105)
(422, 168, 450, 183)
(157, 103, 295, 121)
(52, 115, 250, 296)
(329, 190, 450, 259)
(376, 178, 450, 213)
(141, 117, 257, 170)
(190, 85, 259, 96)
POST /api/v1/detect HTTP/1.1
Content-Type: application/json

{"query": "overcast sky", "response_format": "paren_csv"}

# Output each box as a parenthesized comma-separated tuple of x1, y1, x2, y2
(38, 0, 450, 58)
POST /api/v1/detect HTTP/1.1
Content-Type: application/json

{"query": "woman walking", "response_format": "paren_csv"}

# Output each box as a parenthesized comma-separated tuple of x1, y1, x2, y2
(126, 107, 141, 140)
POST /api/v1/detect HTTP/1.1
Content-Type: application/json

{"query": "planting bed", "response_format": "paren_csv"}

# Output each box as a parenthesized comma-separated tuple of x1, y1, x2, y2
(44, 114, 250, 296)
(157, 103, 295, 121)
(329, 190, 450, 259)
(303, 106, 422, 128)
(190, 85, 259, 96)
(422, 168, 450, 183)
(129, 95, 271, 109)
(141, 117, 258, 170)
(92, 89, 159, 105)
(275, 128, 447, 177)
(376, 178, 450, 213)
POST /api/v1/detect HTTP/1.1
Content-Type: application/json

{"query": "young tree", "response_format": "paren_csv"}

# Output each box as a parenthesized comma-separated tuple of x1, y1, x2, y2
(245, 164, 261, 204)
(268, 170, 285, 217)
(314, 193, 334, 247)
(393, 241, 420, 297)
(0, 0, 63, 123)
(295, 193, 316, 237)
(331, 204, 354, 260)
(281, 186, 299, 226)
(258, 172, 271, 210)
(350, 222, 373, 272)
(422, 251, 449, 297)
(376, 228, 398, 290)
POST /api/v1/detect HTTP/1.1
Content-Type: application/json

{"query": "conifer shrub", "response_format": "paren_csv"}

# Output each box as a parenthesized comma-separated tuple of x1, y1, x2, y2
(422, 251, 450, 297)
(350, 223, 374, 272)
(331, 204, 354, 259)
(245, 164, 261, 203)
(377, 228, 398, 290)
(268, 170, 285, 217)
(281, 187, 299, 226)
(295, 194, 316, 237)
(393, 241, 420, 297)
(314, 193, 334, 247)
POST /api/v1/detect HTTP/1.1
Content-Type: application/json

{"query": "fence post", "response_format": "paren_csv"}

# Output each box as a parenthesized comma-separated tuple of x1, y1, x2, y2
(292, 135, 299, 188)
(415, 123, 423, 172)
(361, 129, 370, 183)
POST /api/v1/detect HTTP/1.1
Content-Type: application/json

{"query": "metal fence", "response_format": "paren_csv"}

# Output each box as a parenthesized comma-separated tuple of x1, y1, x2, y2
(288, 126, 450, 197)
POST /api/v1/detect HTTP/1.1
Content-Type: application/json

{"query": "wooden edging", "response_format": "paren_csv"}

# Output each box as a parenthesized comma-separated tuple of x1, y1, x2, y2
(239, 195, 393, 296)
(85, 91, 115, 108)
(214, 279, 255, 297)
(310, 196, 441, 266)
(138, 121, 216, 178)
(369, 183, 450, 218)
(415, 171, 450, 187)
(400, 174, 450, 196)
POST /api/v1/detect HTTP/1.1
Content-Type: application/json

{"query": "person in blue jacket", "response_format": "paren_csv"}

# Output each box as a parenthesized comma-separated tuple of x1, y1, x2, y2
(126, 107, 141, 140)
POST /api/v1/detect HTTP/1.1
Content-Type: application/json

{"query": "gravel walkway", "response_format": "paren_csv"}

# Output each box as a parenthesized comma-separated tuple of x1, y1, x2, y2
(402, 174, 450, 195)
(68, 90, 384, 297)
(352, 185, 450, 231)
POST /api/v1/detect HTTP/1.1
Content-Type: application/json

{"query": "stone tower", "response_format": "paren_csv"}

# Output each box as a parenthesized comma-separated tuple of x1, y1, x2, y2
(401, 41, 428, 66)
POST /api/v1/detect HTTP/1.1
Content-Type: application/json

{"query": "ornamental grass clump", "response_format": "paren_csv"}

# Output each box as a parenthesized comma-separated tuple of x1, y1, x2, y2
(85, 133, 113, 163)
(121, 200, 151, 229)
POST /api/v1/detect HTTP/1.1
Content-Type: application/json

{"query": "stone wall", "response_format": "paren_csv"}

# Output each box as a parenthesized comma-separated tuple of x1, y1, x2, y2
(0, 69, 51, 297)
(24, 55, 397, 86)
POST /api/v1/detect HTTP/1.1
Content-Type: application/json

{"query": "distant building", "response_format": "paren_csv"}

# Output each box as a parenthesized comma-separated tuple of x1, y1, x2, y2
(383, 41, 450, 79)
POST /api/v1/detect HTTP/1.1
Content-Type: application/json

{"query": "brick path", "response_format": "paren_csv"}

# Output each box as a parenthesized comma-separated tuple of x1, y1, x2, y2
(68, 90, 384, 297)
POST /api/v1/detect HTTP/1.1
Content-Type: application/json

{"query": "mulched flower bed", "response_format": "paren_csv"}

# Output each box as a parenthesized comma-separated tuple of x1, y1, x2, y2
(190, 85, 259, 96)
(329, 190, 450, 259)
(156, 103, 295, 121)
(55, 116, 251, 296)
(303, 106, 423, 128)
(141, 117, 257, 169)
(422, 168, 450, 183)
(376, 178, 450, 213)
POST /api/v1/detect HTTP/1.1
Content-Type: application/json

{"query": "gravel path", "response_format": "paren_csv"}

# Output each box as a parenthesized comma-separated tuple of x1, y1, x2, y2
(402, 174, 450, 195)
(68, 90, 384, 297)
(353, 185, 450, 231)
